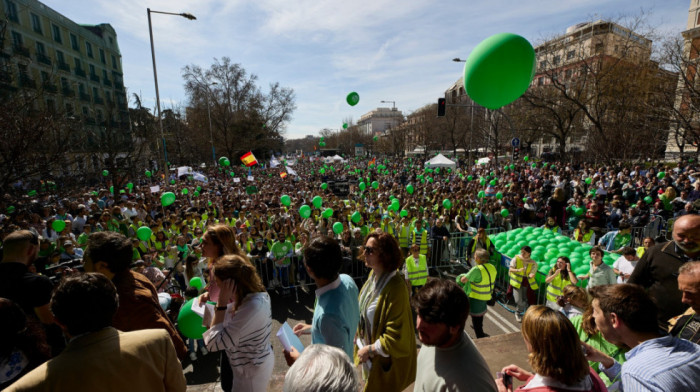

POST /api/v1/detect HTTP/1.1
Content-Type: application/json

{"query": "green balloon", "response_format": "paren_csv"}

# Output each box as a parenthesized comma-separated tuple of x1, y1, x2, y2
(321, 183, 328, 190)
(189, 277, 203, 290)
(333, 222, 344, 234)
(170, 179, 175, 185)
(52, 219, 66, 232)
(322, 208, 333, 218)
(496, 192, 503, 199)
(523, 156, 529, 162)
(644, 196, 652, 204)
(127, 182, 134, 190)
(373, 136, 378, 142)
(443, 199, 452, 209)
(145, 170, 152, 178)
(406, 184, 415, 194)
(359, 182, 366, 191)
(343, 123, 348, 129)
(182, 188, 189, 195)
(585, 177, 592, 185)
(391, 199, 400, 211)
(161, 192, 176, 207)
(102, 170, 109, 176)
(319, 168, 326, 174)
(463, 33, 535, 109)
(346, 91, 360, 106)
(400, 209, 408, 217)
(351, 211, 362, 223)
(372, 181, 379, 189)
(467, 175, 473, 181)
(177, 299, 207, 339)
(312, 196, 323, 208)
(478, 191, 486, 198)
(136, 226, 152, 241)
(480, 178, 486, 186)
(490, 179, 497, 186)
(501, 208, 509, 217)
(299, 205, 312, 219)
(657, 171, 666, 179)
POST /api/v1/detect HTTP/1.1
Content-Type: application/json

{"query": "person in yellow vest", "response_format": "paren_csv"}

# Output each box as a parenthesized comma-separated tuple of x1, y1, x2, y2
(466, 228, 494, 267)
(457, 249, 497, 338)
(636, 237, 655, 259)
(541, 216, 561, 234)
(544, 256, 578, 311)
(412, 220, 429, 257)
(508, 246, 539, 322)
(404, 244, 428, 296)
(572, 220, 594, 245)
(397, 216, 411, 259)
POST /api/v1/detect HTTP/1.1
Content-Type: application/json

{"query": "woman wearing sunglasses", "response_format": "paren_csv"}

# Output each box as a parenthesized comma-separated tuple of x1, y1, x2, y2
(355, 232, 416, 392)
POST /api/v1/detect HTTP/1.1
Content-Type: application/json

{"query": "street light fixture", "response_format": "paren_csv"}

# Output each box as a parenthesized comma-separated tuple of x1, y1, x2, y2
(380, 100, 396, 110)
(147, 8, 196, 173)
(452, 58, 466, 62)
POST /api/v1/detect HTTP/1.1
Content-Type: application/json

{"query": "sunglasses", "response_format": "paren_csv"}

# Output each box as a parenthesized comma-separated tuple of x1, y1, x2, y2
(363, 246, 376, 255)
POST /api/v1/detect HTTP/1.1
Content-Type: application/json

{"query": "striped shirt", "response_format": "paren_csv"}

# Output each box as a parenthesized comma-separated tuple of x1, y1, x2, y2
(600, 335, 700, 391)
(203, 292, 273, 371)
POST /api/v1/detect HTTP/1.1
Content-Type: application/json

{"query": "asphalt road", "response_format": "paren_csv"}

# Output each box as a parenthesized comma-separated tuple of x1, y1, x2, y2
(183, 276, 522, 392)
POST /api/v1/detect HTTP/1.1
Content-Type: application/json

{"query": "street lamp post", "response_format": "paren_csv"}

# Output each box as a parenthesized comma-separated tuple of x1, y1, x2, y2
(202, 82, 218, 166)
(380, 100, 396, 110)
(147, 8, 196, 173)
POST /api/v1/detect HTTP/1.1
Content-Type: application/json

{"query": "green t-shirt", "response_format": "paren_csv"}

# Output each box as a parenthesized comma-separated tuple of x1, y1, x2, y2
(77, 233, 89, 247)
(270, 240, 293, 265)
(570, 315, 627, 386)
(614, 233, 631, 250)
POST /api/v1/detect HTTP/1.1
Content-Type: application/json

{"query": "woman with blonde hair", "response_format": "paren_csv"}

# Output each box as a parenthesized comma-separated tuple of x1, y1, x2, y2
(496, 306, 606, 392)
(203, 254, 273, 392)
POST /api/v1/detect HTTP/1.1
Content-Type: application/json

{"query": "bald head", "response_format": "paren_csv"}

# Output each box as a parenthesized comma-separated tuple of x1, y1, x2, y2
(673, 214, 700, 255)
(2, 230, 39, 265)
(679, 261, 700, 313)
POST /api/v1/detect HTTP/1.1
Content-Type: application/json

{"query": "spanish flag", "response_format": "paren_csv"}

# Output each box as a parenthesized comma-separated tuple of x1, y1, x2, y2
(280, 172, 288, 179)
(241, 151, 258, 167)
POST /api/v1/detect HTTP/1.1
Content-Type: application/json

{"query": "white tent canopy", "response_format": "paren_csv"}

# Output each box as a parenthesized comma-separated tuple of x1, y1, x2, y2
(331, 154, 345, 162)
(424, 153, 456, 169)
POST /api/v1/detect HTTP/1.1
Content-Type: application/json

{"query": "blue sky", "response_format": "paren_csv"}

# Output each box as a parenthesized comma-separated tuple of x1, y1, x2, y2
(42, 0, 689, 139)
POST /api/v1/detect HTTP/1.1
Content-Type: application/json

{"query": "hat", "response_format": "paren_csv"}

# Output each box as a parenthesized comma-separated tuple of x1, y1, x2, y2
(255, 238, 264, 243)
(63, 241, 73, 247)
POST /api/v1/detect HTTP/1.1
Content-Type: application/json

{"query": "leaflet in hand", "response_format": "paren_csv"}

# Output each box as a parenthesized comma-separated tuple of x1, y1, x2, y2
(276, 321, 304, 354)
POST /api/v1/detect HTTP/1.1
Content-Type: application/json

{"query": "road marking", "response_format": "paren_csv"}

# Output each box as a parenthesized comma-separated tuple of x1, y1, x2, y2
(487, 309, 521, 334)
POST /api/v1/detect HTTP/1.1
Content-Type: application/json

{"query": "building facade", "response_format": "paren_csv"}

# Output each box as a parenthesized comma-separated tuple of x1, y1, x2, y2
(357, 106, 404, 135)
(1, 0, 129, 172)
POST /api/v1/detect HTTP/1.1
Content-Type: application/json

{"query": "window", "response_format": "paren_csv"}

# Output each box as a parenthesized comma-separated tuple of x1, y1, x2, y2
(85, 42, 93, 58)
(553, 55, 561, 65)
(565, 69, 573, 79)
(60, 77, 69, 89)
(10, 31, 22, 47)
(89, 64, 95, 75)
(595, 42, 604, 54)
(82, 106, 88, 116)
(111, 54, 117, 69)
(5, 0, 19, 22)
(99, 48, 105, 64)
(36, 41, 46, 55)
(52, 24, 62, 43)
(40, 71, 49, 83)
(30, 13, 42, 34)
(566, 50, 575, 60)
(92, 86, 99, 97)
(65, 103, 74, 116)
(70, 33, 79, 51)
(108, 36, 113, 45)
(74, 57, 82, 70)
(56, 50, 64, 63)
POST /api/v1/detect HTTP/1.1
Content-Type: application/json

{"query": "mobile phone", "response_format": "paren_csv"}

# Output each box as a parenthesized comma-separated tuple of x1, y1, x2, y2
(497, 372, 513, 390)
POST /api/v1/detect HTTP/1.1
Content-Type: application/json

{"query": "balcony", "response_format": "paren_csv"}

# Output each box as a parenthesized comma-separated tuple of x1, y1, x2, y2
(57, 62, 70, 72)
(90, 73, 100, 83)
(12, 45, 30, 58)
(103, 78, 112, 87)
(42, 82, 58, 94)
(94, 96, 104, 105)
(75, 68, 86, 78)
(61, 87, 74, 97)
(19, 74, 36, 89)
(37, 53, 52, 66)
(79, 92, 90, 102)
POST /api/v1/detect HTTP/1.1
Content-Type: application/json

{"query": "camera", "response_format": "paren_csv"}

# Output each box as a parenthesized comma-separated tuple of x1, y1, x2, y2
(497, 372, 512, 390)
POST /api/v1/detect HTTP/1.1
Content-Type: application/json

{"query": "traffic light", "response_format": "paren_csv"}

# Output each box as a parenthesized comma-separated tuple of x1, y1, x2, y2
(513, 147, 520, 160)
(437, 98, 446, 117)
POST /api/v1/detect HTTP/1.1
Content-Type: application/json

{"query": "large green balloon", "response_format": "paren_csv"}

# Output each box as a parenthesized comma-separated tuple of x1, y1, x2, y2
(299, 205, 312, 219)
(281, 195, 291, 206)
(463, 33, 535, 109)
(161, 192, 176, 207)
(351, 211, 362, 223)
(312, 196, 323, 208)
(322, 208, 333, 218)
(333, 222, 344, 234)
(177, 299, 207, 339)
(443, 199, 452, 209)
(52, 219, 66, 232)
(136, 226, 152, 241)
(346, 91, 360, 106)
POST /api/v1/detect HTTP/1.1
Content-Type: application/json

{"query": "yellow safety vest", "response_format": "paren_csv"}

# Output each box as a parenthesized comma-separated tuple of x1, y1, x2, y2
(471, 237, 492, 254)
(509, 256, 539, 290)
(381, 222, 395, 236)
(397, 225, 410, 248)
(412, 229, 428, 255)
(470, 263, 496, 301)
(546, 273, 571, 303)
(154, 240, 170, 251)
(573, 228, 593, 243)
(636, 246, 646, 259)
(405, 254, 428, 286)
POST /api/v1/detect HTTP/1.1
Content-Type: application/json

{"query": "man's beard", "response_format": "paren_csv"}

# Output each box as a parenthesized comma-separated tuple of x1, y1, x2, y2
(675, 240, 700, 254)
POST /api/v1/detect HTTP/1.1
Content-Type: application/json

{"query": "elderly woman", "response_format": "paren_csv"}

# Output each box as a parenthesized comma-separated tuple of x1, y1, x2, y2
(496, 306, 606, 392)
(355, 232, 416, 392)
(203, 254, 274, 392)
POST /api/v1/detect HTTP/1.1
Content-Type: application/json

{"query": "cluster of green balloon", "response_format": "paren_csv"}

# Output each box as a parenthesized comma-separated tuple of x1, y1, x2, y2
(400, 209, 409, 217)
(490, 227, 617, 281)
(161, 192, 176, 207)
(137, 226, 152, 241)
(566, 205, 585, 217)
(388, 199, 400, 211)
(145, 170, 152, 178)
(312, 196, 323, 208)
(177, 298, 207, 339)
(52, 220, 66, 232)
(463, 33, 535, 110)
(333, 222, 344, 234)
(347, 92, 360, 106)
(299, 205, 312, 218)
(406, 184, 414, 194)
(219, 156, 231, 166)
(351, 211, 362, 223)
(319, 142, 326, 147)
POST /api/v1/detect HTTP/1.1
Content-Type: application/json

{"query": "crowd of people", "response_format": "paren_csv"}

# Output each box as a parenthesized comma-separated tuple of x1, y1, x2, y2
(1, 155, 700, 391)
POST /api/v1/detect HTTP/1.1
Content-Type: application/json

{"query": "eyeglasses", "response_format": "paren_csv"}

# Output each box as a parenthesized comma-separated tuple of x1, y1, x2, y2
(363, 246, 375, 255)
